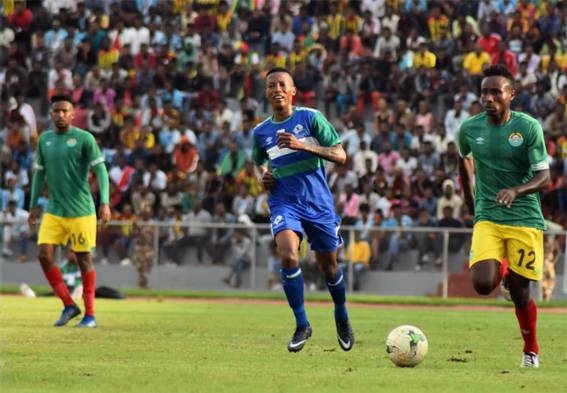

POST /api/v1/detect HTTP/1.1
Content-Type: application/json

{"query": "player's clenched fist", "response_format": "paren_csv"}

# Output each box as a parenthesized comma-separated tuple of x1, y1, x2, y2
(261, 171, 275, 190)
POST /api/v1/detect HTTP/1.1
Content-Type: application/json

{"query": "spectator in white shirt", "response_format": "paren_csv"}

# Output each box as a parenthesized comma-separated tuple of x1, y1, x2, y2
(1, 200, 29, 261)
(353, 140, 378, 177)
(444, 99, 469, 138)
(271, 20, 295, 53)
(144, 163, 168, 193)
(47, 62, 73, 91)
(380, 3, 400, 34)
(517, 44, 541, 75)
(130, 16, 151, 56)
(373, 27, 400, 59)
(341, 122, 372, 157)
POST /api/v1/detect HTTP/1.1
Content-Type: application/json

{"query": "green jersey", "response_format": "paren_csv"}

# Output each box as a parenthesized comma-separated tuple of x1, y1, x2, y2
(457, 111, 549, 229)
(60, 259, 81, 289)
(33, 127, 106, 217)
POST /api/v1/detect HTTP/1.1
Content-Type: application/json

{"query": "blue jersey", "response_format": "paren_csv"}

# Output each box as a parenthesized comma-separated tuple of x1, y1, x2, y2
(252, 107, 340, 221)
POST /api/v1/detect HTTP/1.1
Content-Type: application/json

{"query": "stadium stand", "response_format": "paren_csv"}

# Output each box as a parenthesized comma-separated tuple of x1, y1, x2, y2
(0, 0, 565, 294)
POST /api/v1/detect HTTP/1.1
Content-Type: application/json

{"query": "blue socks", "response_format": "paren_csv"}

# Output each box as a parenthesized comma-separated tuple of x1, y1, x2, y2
(281, 267, 309, 327)
(281, 266, 349, 327)
(327, 269, 348, 322)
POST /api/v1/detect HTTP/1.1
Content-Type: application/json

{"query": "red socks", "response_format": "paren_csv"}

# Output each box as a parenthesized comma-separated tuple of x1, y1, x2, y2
(45, 267, 74, 307)
(81, 269, 96, 317)
(515, 299, 539, 354)
(499, 257, 508, 282)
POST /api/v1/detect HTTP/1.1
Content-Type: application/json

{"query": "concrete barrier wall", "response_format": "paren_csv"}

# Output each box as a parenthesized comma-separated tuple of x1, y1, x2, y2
(2, 260, 565, 300)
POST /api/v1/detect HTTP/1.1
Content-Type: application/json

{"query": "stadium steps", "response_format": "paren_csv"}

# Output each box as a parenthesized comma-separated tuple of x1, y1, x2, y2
(437, 265, 500, 298)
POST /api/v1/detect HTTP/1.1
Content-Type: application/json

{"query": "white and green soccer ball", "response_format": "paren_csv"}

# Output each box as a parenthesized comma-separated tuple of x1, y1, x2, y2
(386, 325, 428, 367)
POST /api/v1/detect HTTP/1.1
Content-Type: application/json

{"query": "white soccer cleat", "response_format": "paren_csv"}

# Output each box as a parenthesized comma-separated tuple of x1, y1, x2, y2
(19, 283, 36, 298)
(520, 352, 539, 368)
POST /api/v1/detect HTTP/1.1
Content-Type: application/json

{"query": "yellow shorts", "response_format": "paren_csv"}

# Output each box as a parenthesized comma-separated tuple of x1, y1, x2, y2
(38, 213, 97, 253)
(469, 221, 543, 280)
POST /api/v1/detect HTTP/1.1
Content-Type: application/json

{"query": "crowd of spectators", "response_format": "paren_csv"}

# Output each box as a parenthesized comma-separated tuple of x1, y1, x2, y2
(0, 0, 566, 275)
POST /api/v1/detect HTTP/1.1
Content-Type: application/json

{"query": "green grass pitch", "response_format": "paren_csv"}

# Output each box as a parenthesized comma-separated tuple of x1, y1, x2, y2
(1, 295, 566, 393)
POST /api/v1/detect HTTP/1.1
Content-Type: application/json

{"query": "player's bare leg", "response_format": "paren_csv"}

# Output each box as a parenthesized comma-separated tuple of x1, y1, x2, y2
(470, 259, 501, 295)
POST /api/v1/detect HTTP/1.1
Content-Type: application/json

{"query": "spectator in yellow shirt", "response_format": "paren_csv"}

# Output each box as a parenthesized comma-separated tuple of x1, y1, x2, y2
(341, 231, 371, 291)
(97, 37, 120, 71)
(119, 116, 155, 150)
(463, 44, 492, 75)
(413, 42, 436, 69)
(463, 43, 492, 92)
(427, 5, 450, 43)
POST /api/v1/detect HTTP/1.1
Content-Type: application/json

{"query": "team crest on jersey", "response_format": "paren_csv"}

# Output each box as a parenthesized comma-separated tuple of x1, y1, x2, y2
(508, 132, 523, 147)
(292, 124, 304, 135)
(66, 138, 77, 147)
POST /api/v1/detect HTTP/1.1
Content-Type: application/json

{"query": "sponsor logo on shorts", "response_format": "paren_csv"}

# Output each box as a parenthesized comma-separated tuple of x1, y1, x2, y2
(272, 215, 283, 227)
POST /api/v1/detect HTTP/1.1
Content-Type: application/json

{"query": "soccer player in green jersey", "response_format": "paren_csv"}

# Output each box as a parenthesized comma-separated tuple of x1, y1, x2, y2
(458, 65, 550, 368)
(28, 94, 111, 328)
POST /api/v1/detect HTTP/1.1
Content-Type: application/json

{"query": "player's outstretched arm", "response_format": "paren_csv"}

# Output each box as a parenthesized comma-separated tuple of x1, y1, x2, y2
(495, 169, 550, 208)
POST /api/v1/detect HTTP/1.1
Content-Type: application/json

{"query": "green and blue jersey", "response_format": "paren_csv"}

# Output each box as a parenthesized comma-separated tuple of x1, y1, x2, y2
(252, 107, 340, 221)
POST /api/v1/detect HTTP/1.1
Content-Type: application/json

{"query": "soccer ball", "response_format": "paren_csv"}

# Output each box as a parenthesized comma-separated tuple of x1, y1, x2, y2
(385, 325, 428, 367)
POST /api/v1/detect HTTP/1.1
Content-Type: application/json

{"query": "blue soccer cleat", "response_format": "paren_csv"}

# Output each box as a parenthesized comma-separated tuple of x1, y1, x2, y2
(75, 315, 98, 328)
(54, 305, 81, 326)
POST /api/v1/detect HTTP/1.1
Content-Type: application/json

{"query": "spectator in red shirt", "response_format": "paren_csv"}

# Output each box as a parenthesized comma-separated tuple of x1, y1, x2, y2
(196, 81, 220, 113)
(134, 43, 157, 71)
(491, 41, 518, 77)
(477, 22, 501, 57)
(193, 5, 217, 36)
(8, 2, 32, 30)
(8, 1, 33, 54)
(173, 136, 199, 175)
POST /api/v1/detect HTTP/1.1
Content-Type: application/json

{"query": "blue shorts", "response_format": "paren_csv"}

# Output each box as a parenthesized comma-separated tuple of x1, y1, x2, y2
(270, 208, 343, 253)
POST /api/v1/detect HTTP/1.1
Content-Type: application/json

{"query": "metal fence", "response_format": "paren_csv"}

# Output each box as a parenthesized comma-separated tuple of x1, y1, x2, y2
(2, 218, 566, 298)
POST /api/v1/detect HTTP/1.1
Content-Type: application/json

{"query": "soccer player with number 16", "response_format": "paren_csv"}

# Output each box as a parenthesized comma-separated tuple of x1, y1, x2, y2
(28, 94, 111, 328)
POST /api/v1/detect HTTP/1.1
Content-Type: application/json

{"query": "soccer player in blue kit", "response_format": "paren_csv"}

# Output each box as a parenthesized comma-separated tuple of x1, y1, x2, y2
(252, 68, 354, 352)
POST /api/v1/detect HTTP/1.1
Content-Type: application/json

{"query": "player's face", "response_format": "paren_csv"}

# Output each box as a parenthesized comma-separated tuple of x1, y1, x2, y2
(51, 101, 75, 131)
(480, 76, 514, 119)
(265, 72, 296, 111)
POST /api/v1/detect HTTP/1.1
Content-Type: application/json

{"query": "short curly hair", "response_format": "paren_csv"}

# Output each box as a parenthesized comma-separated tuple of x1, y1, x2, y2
(482, 64, 514, 82)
